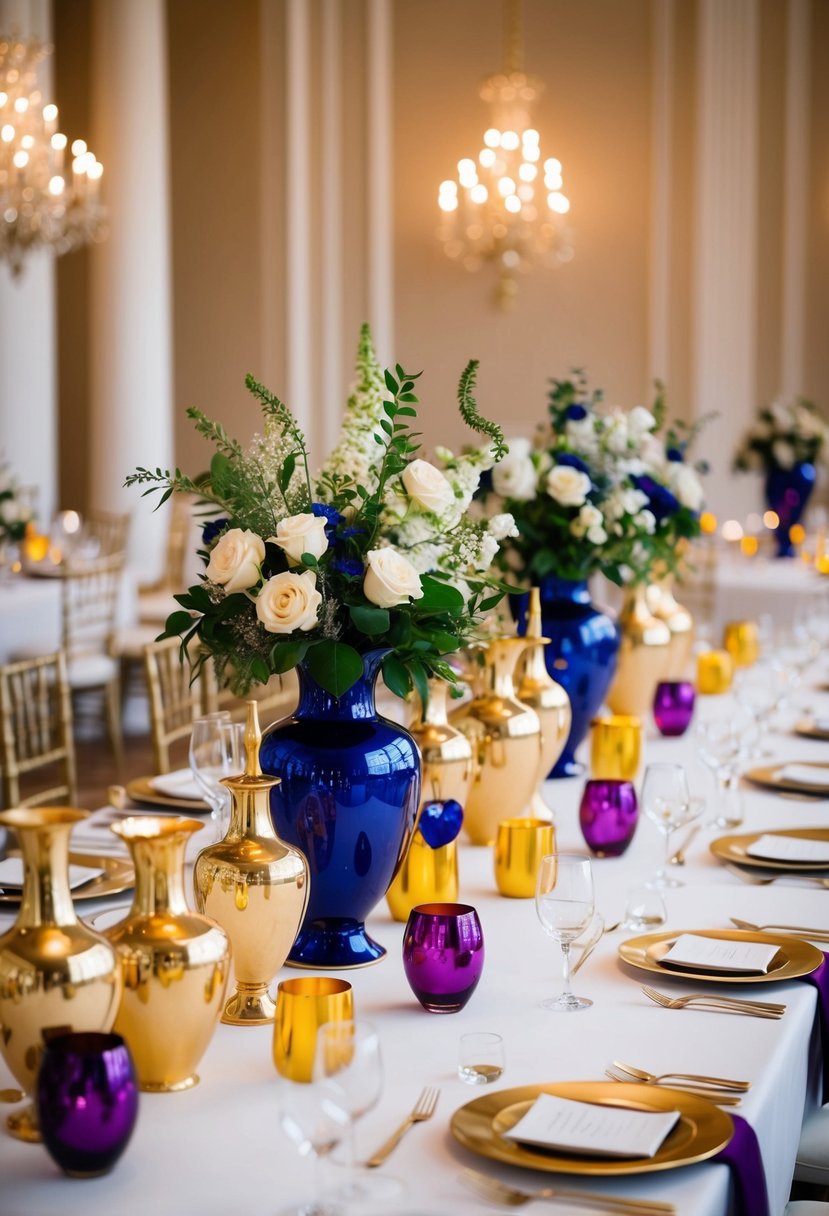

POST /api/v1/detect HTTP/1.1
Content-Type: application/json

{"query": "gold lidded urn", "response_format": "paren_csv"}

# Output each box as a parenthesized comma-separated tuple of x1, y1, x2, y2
(606, 582, 671, 717)
(104, 816, 230, 1092)
(516, 587, 572, 814)
(194, 701, 309, 1025)
(647, 572, 694, 679)
(0, 808, 122, 1142)
(386, 678, 472, 922)
(449, 636, 542, 846)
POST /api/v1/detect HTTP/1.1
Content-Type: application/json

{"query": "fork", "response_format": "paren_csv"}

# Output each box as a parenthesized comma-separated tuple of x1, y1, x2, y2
(364, 1086, 439, 1167)
(610, 1059, 750, 1091)
(604, 1067, 743, 1105)
(724, 863, 829, 889)
(729, 917, 829, 941)
(641, 985, 785, 1018)
(460, 1167, 676, 1213)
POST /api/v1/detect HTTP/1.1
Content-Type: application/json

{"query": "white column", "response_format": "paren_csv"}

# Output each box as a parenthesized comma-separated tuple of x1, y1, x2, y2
(89, 0, 173, 582)
(366, 0, 394, 366)
(781, 0, 810, 399)
(648, 0, 674, 388)
(0, 0, 56, 523)
(285, 0, 312, 441)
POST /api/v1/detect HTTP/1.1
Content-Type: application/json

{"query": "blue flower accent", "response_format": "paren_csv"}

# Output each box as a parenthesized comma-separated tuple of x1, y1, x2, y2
(418, 799, 464, 848)
(565, 403, 588, 421)
(666, 446, 685, 463)
(202, 518, 229, 546)
(556, 452, 591, 475)
(312, 502, 342, 531)
(331, 557, 364, 578)
(632, 475, 680, 522)
(338, 526, 365, 540)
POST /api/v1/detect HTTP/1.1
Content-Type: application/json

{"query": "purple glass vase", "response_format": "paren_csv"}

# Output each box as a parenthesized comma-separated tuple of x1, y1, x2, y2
(578, 780, 639, 857)
(653, 681, 696, 737)
(402, 902, 484, 1013)
(36, 1032, 138, 1177)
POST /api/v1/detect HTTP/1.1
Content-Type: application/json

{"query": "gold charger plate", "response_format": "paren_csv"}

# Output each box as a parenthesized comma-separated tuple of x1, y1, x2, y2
(125, 775, 209, 812)
(618, 928, 823, 984)
(794, 719, 829, 742)
(450, 1081, 732, 1176)
(711, 828, 829, 873)
(744, 762, 829, 796)
(0, 851, 134, 906)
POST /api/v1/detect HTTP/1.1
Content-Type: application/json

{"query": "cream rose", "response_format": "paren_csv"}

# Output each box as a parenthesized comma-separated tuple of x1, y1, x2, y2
(205, 527, 265, 593)
(492, 451, 537, 501)
(401, 459, 455, 515)
(255, 570, 321, 633)
(269, 512, 329, 566)
(363, 548, 424, 608)
(545, 465, 591, 508)
(668, 463, 705, 511)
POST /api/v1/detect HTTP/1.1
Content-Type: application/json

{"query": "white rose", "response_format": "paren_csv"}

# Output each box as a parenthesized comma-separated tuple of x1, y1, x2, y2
(401, 459, 456, 515)
(621, 488, 649, 515)
(205, 527, 265, 593)
(546, 465, 591, 507)
(628, 406, 656, 435)
(476, 533, 499, 570)
(578, 503, 603, 529)
(634, 509, 657, 535)
(668, 464, 705, 511)
(604, 413, 630, 454)
(269, 512, 329, 566)
(492, 451, 537, 501)
(363, 548, 424, 608)
(256, 570, 321, 633)
(586, 523, 608, 545)
(488, 512, 519, 540)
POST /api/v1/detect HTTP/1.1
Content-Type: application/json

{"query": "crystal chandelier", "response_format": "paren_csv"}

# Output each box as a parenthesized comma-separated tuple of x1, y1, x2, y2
(437, 0, 573, 308)
(0, 34, 104, 277)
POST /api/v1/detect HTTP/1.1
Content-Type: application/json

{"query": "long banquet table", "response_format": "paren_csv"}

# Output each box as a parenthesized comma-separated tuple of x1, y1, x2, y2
(1, 686, 829, 1215)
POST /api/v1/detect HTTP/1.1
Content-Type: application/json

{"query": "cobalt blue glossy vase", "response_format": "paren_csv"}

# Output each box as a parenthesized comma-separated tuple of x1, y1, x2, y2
(259, 650, 421, 969)
(514, 578, 620, 779)
(764, 461, 815, 557)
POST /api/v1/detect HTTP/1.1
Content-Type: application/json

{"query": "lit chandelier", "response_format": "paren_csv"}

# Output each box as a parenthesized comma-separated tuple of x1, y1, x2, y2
(437, 0, 573, 308)
(0, 34, 104, 277)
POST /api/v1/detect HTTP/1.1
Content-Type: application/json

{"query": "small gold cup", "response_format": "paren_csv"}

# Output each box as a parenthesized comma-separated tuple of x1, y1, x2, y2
(589, 715, 642, 781)
(723, 620, 760, 668)
(493, 817, 555, 898)
(272, 977, 353, 1083)
(696, 649, 734, 694)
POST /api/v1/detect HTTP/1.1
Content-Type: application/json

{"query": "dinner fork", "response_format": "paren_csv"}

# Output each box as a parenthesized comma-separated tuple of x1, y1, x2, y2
(729, 917, 829, 941)
(641, 985, 785, 1018)
(604, 1067, 743, 1105)
(609, 1060, 750, 1091)
(724, 863, 829, 889)
(460, 1168, 676, 1213)
(364, 1086, 439, 1167)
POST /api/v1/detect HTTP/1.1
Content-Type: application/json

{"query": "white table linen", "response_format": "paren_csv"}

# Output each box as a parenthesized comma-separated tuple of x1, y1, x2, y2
(0, 570, 138, 665)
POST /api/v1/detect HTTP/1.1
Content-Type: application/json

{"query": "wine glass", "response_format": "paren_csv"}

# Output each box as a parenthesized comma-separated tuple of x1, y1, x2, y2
(189, 716, 244, 841)
(535, 853, 595, 1012)
(277, 1074, 349, 1216)
(695, 716, 744, 828)
(733, 663, 776, 756)
(640, 763, 694, 889)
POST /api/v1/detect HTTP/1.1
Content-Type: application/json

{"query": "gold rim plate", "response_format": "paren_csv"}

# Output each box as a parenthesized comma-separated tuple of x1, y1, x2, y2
(450, 1081, 732, 1176)
(794, 719, 829, 742)
(711, 828, 829, 872)
(125, 775, 209, 812)
(744, 762, 829, 796)
(618, 928, 823, 984)
(0, 851, 134, 905)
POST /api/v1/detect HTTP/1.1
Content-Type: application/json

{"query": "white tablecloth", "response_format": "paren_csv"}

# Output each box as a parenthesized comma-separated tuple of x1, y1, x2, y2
(0, 571, 138, 665)
(2, 687, 829, 1215)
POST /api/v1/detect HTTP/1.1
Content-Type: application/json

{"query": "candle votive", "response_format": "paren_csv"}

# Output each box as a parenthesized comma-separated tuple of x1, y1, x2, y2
(653, 681, 696, 737)
(578, 780, 639, 858)
(458, 1032, 504, 1085)
(589, 715, 642, 781)
(723, 621, 760, 668)
(696, 650, 733, 695)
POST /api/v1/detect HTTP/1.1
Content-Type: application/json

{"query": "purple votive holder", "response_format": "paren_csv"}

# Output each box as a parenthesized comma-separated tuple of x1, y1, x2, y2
(578, 780, 639, 858)
(653, 680, 696, 737)
(36, 1032, 139, 1178)
(402, 902, 484, 1014)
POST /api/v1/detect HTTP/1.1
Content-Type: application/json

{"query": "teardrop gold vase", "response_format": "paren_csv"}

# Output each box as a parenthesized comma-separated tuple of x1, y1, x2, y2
(516, 587, 571, 813)
(606, 584, 671, 717)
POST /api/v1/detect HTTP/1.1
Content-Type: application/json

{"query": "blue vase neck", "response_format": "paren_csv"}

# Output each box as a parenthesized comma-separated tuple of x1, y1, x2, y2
(295, 649, 386, 721)
(538, 577, 591, 605)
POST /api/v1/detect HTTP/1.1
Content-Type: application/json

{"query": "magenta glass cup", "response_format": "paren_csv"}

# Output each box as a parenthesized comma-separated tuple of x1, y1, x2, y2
(36, 1032, 139, 1177)
(578, 780, 639, 857)
(653, 681, 696, 737)
(402, 902, 484, 1014)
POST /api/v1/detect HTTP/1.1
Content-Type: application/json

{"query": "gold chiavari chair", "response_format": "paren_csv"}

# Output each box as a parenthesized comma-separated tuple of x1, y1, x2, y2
(0, 652, 77, 808)
(81, 509, 131, 560)
(144, 637, 205, 775)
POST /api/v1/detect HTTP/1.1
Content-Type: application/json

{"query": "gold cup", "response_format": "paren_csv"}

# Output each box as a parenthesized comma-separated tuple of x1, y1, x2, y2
(696, 649, 734, 694)
(493, 817, 555, 898)
(589, 715, 642, 781)
(723, 620, 760, 668)
(272, 977, 353, 1082)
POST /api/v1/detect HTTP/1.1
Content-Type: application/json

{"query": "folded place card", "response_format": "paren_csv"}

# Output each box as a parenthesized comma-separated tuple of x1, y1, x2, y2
(151, 768, 204, 801)
(775, 764, 829, 787)
(503, 1092, 680, 1159)
(746, 834, 829, 864)
(662, 933, 780, 975)
(0, 857, 105, 891)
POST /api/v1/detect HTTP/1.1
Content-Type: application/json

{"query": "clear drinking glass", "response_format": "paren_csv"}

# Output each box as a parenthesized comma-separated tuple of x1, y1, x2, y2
(640, 763, 693, 889)
(535, 853, 595, 1012)
(695, 717, 744, 828)
(276, 1075, 348, 1216)
(458, 1032, 505, 1085)
(189, 716, 244, 841)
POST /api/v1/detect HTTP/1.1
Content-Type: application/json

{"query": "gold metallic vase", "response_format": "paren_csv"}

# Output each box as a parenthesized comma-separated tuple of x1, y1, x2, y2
(606, 583, 671, 717)
(647, 575, 694, 680)
(105, 817, 230, 1092)
(450, 637, 542, 846)
(194, 702, 309, 1025)
(0, 808, 122, 1142)
(516, 587, 571, 814)
(386, 833, 459, 922)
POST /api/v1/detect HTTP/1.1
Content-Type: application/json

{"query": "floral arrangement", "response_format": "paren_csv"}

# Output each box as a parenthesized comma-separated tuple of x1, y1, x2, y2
(480, 371, 705, 586)
(126, 325, 512, 699)
(0, 458, 34, 545)
(733, 396, 828, 473)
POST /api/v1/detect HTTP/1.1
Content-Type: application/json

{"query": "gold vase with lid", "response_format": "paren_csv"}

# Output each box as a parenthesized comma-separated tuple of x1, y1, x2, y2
(194, 701, 309, 1025)
(606, 583, 671, 716)
(516, 587, 571, 814)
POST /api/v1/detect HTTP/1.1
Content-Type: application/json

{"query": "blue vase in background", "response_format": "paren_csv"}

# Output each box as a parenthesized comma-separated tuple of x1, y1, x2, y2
(260, 649, 421, 969)
(514, 578, 620, 779)
(764, 461, 815, 557)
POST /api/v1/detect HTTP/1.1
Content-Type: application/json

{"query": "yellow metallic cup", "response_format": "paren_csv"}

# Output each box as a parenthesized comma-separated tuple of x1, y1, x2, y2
(723, 620, 760, 668)
(696, 649, 734, 694)
(386, 830, 459, 923)
(273, 977, 353, 1083)
(493, 817, 555, 898)
(589, 715, 642, 781)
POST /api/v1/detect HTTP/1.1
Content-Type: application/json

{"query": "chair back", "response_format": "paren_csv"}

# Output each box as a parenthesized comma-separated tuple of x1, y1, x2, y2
(82, 510, 131, 559)
(144, 636, 203, 775)
(62, 553, 124, 661)
(0, 651, 77, 807)
(201, 665, 299, 725)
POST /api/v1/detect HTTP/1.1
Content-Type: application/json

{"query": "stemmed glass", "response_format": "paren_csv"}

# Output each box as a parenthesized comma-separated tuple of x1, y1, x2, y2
(733, 663, 776, 756)
(641, 763, 695, 889)
(535, 853, 595, 1012)
(277, 1073, 349, 1216)
(189, 715, 244, 842)
(695, 717, 744, 829)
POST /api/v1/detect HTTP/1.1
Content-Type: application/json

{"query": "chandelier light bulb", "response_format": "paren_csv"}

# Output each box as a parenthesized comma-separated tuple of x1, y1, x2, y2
(1, 124, 13, 142)
(497, 176, 516, 196)
(500, 130, 519, 151)
(479, 148, 496, 168)
(48, 174, 64, 195)
(518, 162, 536, 181)
(51, 132, 67, 150)
(470, 183, 488, 204)
(504, 194, 521, 214)
(483, 128, 501, 147)
(12, 150, 28, 168)
(13, 96, 27, 113)
(522, 128, 540, 144)
(42, 102, 57, 122)
(70, 138, 87, 156)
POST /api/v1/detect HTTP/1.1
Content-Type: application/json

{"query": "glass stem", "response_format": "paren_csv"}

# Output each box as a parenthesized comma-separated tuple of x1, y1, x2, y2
(310, 1149, 326, 1216)
(560, 940, 572, 998)
(345, 1117, 357, 1199)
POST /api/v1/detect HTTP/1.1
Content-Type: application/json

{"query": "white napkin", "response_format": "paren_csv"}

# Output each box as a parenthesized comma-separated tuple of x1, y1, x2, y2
(775, 764, 829, 787)
(0, 857, 104, 891)
(746, 834, 829, 863)
(812, 719, 829, 733)
(151, 768, 204, 801)
(504, 1093, 680, 1159)
(662, 933, 780, 975)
